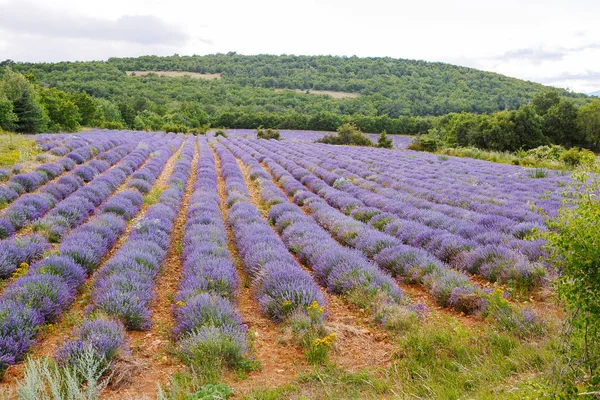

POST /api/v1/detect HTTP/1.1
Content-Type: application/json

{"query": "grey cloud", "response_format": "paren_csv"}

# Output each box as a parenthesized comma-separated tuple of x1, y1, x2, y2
(496, 43, 600, 64)
(0, 1, 190, 46)
(498, 48, 565, 63)
(541, 71, 600, 83)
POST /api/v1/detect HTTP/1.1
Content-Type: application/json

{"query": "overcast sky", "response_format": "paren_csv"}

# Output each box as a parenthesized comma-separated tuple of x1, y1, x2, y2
(1, 0, 599, 93)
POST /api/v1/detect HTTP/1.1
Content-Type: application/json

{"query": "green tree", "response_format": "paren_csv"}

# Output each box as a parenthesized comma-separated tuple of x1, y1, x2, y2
(376, 130, 393, 149)
(532, 90, 560, 116)
(542, 99, 582, 147)
(577, 100, 600, 150)
(39, 88, 81, 132)
(0, 95, 17, 131)
(70, 91, 98, 126)
(0, 67, 48, 133)
(118, 102, 136, 128)
(512, 105, 545, 150)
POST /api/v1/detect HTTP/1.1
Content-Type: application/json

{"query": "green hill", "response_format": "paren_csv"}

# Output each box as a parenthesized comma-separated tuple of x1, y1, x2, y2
(5, 54, 588, 116)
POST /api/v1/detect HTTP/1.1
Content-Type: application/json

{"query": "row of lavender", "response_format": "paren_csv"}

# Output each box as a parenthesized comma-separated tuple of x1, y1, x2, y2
(241, 138, 548, 292)
(0, 131, 135, 210)
(296, 141, 566, 220)
(0, 133, 142, 239)
(0, 134, 181, 372)
(0, 132, 100, 182)
(58, 136, 191, 368)
(173, 137, 247, 370)
(221, 140, 429, 328)
(225, 139, 487, 312)
(214, 142, 326, 321)
(0, 133, 162, 281)
(216, 129, 413, 149)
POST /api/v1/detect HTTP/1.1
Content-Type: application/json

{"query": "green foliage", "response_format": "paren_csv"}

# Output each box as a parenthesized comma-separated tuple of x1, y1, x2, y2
(39, 87, 81, 132)
(214, 130, 227, 138)
(532, 90, 561, 116)
(528, 168, 549, 178)
(16, 347, 111, 400)
(577, 99, 600, 150)
(560, 147, 596, 166)
(256, 127, 281, 140)
(376, 130, 393, 149)
(526, 144, 566, 160)
(69, 91, 98, 127)
(544, 165, 600, 394)
(317, 123, 373, 146)
(157, 372, 234, 400)
(0, 94, 17, 131)
(0, 67, 49, 133)
(162, 122, 188, 133)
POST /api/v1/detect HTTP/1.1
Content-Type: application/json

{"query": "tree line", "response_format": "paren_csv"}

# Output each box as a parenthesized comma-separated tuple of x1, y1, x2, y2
(411, 91, 600, 152)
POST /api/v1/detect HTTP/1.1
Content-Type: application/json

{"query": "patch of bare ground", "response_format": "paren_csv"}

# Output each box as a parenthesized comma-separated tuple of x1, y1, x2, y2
(127, 71, 221, 80)
(235, 155, 395, 375)
(0, 139, 185, 394)
(274, 88, 360, 99)
(102, 139, 195, 399)
(210, 144, 309, 393)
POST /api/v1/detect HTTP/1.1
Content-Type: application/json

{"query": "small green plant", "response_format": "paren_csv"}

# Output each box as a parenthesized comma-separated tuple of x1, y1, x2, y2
(287, 301, 332, 364)
(157, 372, 234, 400)
(528, 168, 548, 178)
(214, 130, 227, 138)
(16, 346, 112, 400)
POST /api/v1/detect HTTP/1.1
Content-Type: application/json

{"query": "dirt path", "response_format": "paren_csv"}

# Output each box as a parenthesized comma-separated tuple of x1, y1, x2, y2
(210, 144, 310, 394)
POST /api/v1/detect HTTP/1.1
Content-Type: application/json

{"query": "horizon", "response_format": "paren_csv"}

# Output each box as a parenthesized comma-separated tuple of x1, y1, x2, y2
(0, 0, 599, 93)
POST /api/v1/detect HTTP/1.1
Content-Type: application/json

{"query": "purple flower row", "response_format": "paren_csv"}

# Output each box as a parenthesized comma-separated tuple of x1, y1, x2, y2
(0, 138, 141, 239)
(0, 140, 154, 279)
(222, 139, 407, 306)
(290, 140, 566, 220)
(1, 135, 125, 206)
(0, 135, 180, 372)
(0, 142, 151, 278)
(174, 137, 247, 368)
(244, 139, 547, 292)
(214, 142, 326, 322)
(90, 136, 190, 330)
(33, 139, 159, 243)
(54, 134, 186, 369)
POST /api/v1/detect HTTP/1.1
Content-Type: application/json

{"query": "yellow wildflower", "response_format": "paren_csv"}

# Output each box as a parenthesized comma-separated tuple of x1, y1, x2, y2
(175, 300, 186, 308)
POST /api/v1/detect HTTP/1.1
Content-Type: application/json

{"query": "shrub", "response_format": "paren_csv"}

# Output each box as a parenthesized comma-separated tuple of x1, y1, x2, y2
(407, 135, 441, 152)
(162, 123, 188, 133)
(317, 123, 373, 146)
(256, 127, 281, 140)
(560, 147, 596, 167)
(214, 130, 228, 138)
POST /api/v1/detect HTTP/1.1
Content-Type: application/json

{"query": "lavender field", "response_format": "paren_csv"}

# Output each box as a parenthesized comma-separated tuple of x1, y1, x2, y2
(0, 130, 567, 399)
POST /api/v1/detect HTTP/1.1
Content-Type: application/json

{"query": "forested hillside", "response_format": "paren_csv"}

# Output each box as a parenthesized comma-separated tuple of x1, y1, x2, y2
(0, 54, 592, 136)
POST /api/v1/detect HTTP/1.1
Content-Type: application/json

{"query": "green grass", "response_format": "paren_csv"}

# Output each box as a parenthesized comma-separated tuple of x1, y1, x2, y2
(0, 132, 40, 167)
(238, 314, 557, 400)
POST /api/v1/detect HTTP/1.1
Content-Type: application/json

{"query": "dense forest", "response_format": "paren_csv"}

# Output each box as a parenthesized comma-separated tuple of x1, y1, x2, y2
(0, 54, 598, 151)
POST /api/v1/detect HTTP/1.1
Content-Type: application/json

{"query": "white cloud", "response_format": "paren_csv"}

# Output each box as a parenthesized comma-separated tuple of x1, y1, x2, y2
(0, 0, 599, 93)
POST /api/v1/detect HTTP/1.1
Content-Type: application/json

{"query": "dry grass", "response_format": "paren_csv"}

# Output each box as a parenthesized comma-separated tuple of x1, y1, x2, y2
(274, 88, 360, 99)
(126, 71, 221, 80)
